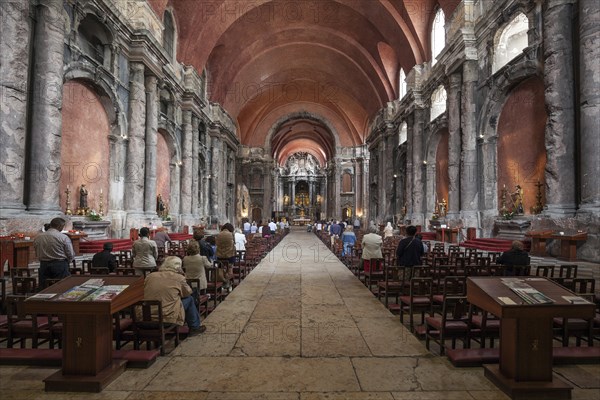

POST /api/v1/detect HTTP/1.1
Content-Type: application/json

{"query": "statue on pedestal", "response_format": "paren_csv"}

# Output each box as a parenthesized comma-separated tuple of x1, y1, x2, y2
(79, 184, 88, 209)
(512, 185, 524, 215)
(157, 194, 165, 217)
(438, 198, 447, 217)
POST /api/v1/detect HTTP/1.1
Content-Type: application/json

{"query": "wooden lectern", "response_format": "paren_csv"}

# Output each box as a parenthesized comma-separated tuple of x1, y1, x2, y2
(0, 239, 34, 277)
(467, 277, 595, 400)
(24, 275, 144, 392)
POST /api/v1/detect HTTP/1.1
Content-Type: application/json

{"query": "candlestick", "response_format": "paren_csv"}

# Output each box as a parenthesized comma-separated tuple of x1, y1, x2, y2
(98, 190, 104, 216)
(65, 186, 73, 215)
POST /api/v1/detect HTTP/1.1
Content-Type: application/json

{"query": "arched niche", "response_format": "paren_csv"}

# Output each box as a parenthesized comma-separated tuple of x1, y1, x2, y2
(60, 80, 110, 212)
(497, 76, 547, 215)
(493, 13, 529, 74)
(435, 129, 450, 206)
(424, 125, 449, 216)
(430, 8, 445, 66)
(430, 85, 447, 121)
(77, 13, 113, 68)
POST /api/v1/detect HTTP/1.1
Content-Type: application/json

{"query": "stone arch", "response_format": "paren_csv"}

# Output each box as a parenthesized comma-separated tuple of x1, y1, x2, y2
(477, 61, 540, 210)
(341, 169, 353, 193)
(265, 111, 342, 155)
(424, 122, 449, 215)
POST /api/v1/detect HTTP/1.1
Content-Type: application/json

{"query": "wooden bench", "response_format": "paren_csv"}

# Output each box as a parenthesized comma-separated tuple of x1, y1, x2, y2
(0, 348, 160, 368)
(446, 347, 600, 368)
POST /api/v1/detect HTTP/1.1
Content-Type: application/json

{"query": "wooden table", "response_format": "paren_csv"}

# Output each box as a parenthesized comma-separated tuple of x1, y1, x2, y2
(435, 227, 459, 243)
(0, 239, 34, 277)
(65, 232, 88, 256)
(551, 232, 587, 262)
(24, 275, 144, 392)
(525, 230, 554, 257)
(467, 277, 595, 400)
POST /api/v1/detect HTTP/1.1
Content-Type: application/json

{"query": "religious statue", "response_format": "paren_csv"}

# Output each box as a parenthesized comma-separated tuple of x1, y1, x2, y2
(79, 184, 88, 209)
(512, 185, 524, 215)
(157, 194, 165, 217)
(438, 198, 447, 217)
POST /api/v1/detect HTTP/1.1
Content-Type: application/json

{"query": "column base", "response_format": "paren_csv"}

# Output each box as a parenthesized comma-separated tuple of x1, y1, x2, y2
(543, 204, 577, 218)
(460, 210, 480, 231)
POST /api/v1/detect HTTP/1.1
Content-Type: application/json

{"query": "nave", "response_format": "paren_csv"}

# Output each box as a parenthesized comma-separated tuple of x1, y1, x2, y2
(1, 229, 598, 399)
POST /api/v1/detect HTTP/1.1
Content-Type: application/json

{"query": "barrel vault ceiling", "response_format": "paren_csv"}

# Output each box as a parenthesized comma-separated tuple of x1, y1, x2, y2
(148, 0, 460, 165)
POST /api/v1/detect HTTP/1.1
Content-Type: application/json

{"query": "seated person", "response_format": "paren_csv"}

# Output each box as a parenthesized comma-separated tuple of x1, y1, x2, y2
(497, 240, 531, 276)
(132, 227, 158, 276)
(182, 241, 211, 302)
(341, 224, 356, 256)
(91, 242, 117, 272)
(144, 256, 205, 335)
(193, 230, 214, 260)
(153, 227, 171, 249)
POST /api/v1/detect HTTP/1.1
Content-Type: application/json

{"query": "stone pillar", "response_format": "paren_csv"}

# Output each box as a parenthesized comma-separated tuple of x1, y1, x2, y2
(169, 161, 180, 221)
(405, 114, 414, 218)
(543, 0, 577, 216)
(447, 72, 462, 218)
(411, 109, 425, 226)
(124, 63, 146, 212)
(191, 115, 200, 215)
(578, 0, 600, 213)
(208, 130, 222, 221)
(460, 60, 479, 226)
(180, 110, 193, 216)
(384, 123, 398, 220)
(143, 75, 158, 215)
(291, 178, 296, 207)
(0, 1, 31, 212)
(27, 0, 65, 212)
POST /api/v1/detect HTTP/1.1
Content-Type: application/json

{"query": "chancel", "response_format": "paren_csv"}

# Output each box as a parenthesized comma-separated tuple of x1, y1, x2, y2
(0, 0, 598, 399)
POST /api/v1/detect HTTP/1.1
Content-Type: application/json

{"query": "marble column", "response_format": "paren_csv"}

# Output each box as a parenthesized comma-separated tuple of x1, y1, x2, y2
(460, 60, 479, 224)
(543, 0, 577, 216)
(143, 75, 158, 215)
(191, 115, 200, 215)
(291, 178, 296, 207)
(447, 73, 462, 218)
(180, 110, 193, 216)
(411, 109, 425, 226)
(27, 0, 65, 212)
(169, 162, 180, 221)
(405, 114, 414, 218)
(0, 1, 31, 212)
(578, 0, 600, 212)
(384, 123, 398, 220)
(208, 130, 221, 221)
(124, 63, 146, 212)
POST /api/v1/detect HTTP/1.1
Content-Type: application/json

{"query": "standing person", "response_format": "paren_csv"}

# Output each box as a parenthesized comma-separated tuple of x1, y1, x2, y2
(268, 219, 277, 235)
(144, 256, 205, 335)
(353, 217, 361, 231)
(250, 221, 258, 234)
(395, 225, 424, 278)
(91, 242, 117, 272)
(234, 228, 247, 251)
(497, 240, 531, 276)
(243, 220, 251, 234)
(34, 217, 74, 289)
(132, 227, 158, 276)
(361, 226, 383, 272)
(330, 220, 342, 247)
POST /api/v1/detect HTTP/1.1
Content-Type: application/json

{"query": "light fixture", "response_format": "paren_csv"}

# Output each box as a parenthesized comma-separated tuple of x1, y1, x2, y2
(393, 174, 398, 179)
(423, 160, 427, 165)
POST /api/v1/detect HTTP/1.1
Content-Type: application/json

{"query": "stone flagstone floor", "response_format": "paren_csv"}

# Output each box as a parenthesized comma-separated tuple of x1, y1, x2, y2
(1, 229, 598, 399)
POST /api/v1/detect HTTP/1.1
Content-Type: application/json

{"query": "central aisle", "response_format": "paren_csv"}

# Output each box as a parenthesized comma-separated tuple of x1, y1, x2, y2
(108, 229, 505, 399)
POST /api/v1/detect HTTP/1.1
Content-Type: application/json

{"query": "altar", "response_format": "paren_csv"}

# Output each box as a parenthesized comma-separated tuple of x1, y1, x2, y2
(292, 218, 311, 226)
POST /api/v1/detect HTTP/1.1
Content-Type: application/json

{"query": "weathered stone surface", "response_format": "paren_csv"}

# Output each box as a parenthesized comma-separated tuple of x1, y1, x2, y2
(143, 75, 158, 215)
(124, 63, 146, 212)
(460, 60, 479, 225)
(447, 73, 462, 219)
(180, 110, 193, 216)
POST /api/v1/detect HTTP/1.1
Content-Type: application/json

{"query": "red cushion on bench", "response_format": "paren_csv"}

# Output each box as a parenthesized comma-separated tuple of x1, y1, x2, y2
(446, 348, 499, 367)
(113, 349, 160, 368)
(553, 346, 600, 365)
(0, 348, 61, 366)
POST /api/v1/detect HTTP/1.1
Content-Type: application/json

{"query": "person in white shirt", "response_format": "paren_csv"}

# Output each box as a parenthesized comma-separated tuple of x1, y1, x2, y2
(258, 225, 263, 234)
(250, 221, 258, 234)
(268, 220, 277, 234)
(234, 228, 247, 251)
(243, 220, 251, 234)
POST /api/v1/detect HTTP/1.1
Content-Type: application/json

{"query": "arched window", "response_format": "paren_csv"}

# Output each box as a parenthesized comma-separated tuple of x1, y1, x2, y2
(163, 11, 175, 60)
(431, 8, 445, 66)
(430, 85, 447, 121)
(399, 121, 408, 145)
(399, 68, 407, 99)
(78, 14, 112, 66)
(493, 13, 529, 73)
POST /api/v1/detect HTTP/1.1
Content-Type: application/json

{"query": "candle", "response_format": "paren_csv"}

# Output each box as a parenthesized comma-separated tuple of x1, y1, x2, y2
(100, 188, 103, 195)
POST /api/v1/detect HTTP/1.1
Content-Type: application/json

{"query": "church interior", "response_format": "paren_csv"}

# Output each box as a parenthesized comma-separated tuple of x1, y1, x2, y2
(1, 0, 599, 399)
